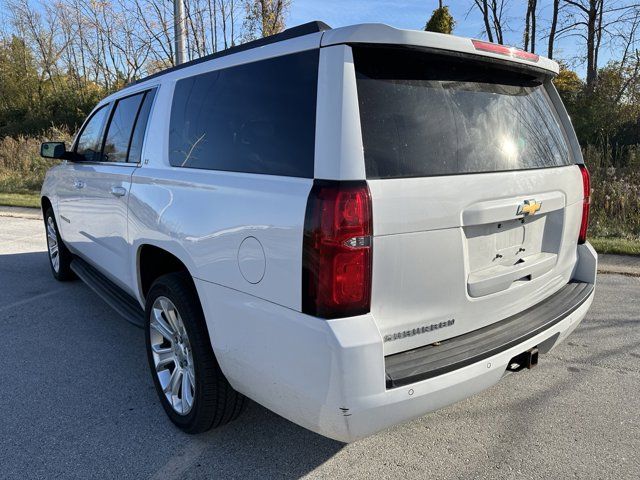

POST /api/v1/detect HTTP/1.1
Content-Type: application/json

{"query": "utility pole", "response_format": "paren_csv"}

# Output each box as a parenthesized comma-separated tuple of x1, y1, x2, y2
(174, 0, 186, 65)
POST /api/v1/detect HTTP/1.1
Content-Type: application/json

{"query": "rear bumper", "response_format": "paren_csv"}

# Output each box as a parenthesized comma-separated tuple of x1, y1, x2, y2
(195, 243, 597, 443)
(385, 280, 593, 388)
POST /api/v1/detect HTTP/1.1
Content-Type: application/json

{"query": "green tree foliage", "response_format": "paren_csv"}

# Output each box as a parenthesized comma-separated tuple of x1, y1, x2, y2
(425, 6, 455, 34)
(0, 37, 104, 137)
(555, 61, 640, 155)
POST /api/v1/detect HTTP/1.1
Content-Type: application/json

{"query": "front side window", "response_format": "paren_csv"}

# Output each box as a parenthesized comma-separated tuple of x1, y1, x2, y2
(169, 50, 319, 178)
(354, 46, 572, 179)
(102, 93, 145, 163)
(75, 105, 110, 162)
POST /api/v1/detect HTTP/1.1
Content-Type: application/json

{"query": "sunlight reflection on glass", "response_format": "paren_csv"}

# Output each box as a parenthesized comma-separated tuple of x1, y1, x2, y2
(499, 135, 519, 165)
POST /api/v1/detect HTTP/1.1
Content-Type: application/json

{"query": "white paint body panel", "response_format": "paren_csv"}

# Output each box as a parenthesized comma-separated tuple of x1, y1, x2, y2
(56, 162, 136, 291)
(321, 23, 559, 74)
(39, 23, 596, 443)
(195, 244, 595, 442)
(368, 165, 585, 355)
(127, 167, 311, 310)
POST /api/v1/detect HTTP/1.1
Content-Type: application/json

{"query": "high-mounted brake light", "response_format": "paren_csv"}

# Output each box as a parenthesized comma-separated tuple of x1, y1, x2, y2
(472, 39, 540, 63)
(302, 181, 372, 319)
(578, 164, 590, 244)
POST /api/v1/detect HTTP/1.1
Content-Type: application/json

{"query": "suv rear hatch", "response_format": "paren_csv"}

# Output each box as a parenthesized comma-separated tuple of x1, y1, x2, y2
(352, 46, 585, 355)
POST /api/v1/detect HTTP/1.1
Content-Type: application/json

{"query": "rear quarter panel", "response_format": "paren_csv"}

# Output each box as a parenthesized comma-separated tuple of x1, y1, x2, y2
(128, 167, 312, 310)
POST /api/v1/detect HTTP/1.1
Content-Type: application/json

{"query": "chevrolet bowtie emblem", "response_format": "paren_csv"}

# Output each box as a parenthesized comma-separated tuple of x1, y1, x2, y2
(518, 199, 542, 216)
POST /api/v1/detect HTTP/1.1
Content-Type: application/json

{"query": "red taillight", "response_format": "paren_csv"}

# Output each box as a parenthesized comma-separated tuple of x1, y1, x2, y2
(472, 39, 540, 63)
(302, 181, 372, 319)
(578, 164, 590, 244)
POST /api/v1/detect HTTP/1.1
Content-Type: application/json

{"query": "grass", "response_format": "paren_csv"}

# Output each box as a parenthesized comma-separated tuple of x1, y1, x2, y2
(0, 191, 40, 208)
(589, 237, 640, 256)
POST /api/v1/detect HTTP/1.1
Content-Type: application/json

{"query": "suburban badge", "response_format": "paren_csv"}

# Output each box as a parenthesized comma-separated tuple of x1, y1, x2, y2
(384, 319, 455, 342)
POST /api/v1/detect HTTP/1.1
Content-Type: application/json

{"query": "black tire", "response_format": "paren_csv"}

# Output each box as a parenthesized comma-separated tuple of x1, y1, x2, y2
(145, 272, 245, 433)
(44, 207, 75, 281)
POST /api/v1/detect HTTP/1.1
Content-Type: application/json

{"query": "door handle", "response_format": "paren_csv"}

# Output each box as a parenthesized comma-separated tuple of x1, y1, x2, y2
(73, 180, 85, 189)
(110, 186, 127, 197)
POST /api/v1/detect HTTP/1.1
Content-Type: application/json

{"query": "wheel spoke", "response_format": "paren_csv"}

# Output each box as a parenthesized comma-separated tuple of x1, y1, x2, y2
(151, 310, 175, 341)
(153, 345, 174, 370)
(160, 297, 180, 332)
(171, 367, 183, 397)
(186, 368, 196, 390)
(182, 369, 193, 412)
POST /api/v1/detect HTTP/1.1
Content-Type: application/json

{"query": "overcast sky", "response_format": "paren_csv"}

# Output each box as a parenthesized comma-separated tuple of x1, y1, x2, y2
(289, 0, 631, 77)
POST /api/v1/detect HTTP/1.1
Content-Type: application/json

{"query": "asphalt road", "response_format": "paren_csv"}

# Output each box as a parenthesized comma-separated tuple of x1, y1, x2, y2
(1, 215, 639, 480)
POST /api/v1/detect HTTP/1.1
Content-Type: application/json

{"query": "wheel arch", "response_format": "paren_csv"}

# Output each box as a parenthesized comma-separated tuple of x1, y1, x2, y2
(41, 196, 53, 215)
(136, 243, 197, 303)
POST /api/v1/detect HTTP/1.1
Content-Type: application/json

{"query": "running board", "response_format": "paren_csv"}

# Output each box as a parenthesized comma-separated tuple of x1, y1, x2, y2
(70, 256, 145, 328)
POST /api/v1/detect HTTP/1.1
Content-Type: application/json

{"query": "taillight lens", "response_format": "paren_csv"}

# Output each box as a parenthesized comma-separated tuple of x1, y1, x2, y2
(578, 164, 590, 244)
(302, 181, 372, 319)
(471, 39, 540, 63)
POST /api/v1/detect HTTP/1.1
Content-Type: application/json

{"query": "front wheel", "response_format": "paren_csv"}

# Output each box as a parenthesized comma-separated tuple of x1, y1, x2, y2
(44, 208, 75, 281)
(145, 272, 245, 433)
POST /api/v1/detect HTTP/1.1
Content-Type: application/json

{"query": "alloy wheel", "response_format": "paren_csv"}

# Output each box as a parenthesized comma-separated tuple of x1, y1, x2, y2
(149, 296, 196, 415)
(46, 216, 60, 273)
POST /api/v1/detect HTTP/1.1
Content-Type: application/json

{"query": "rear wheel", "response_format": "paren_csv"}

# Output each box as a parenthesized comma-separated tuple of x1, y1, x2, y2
(44, 208, 74, 281)
(145, 272, 245, 433)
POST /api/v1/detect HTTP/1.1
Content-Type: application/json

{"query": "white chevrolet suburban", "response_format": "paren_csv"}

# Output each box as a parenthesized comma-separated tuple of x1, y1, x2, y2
(39, 22, 597, 442)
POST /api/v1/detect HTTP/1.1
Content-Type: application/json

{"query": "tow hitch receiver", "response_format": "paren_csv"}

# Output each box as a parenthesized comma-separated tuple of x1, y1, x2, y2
(507, 347, 539, 372)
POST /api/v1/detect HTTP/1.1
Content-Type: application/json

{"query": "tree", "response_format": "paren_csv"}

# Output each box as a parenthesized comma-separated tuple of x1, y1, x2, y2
(244, 0, 290, 39)
(523, 0, 537, 52)
(553, 1, 640, 88)
(425, 5, 455, 34)
(548, 0, 560, 58)
(472, 0, 507, 44)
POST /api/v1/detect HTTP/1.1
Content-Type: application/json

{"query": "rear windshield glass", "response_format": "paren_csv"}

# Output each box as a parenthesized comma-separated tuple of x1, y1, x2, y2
(353, 47, 572, 179)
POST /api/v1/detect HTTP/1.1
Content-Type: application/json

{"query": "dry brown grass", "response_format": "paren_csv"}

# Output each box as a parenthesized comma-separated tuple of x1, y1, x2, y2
(0, 127, 71, 194)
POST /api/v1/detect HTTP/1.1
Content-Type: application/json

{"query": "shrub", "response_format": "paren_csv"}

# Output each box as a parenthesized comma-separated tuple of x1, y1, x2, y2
(0, 127, 71, 193)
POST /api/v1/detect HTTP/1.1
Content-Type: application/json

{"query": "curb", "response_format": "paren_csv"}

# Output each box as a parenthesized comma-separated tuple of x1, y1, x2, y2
(596, 268, 640, 278)
(597, 254, 640, 278)
(0, 206, 42, 220)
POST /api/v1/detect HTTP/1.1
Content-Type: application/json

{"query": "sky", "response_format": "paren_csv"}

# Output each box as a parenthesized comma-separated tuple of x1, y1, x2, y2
(287, 0, 625, 77)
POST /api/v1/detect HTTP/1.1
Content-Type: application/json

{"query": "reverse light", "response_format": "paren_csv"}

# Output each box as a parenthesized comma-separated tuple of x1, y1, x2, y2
(472, 39, 540, 63)
(578, 164, 590, 244)
(302, 181, 372, 319)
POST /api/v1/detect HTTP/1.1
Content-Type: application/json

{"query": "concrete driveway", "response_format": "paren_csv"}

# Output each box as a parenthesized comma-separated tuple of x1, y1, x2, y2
(1, 215, 639, 480)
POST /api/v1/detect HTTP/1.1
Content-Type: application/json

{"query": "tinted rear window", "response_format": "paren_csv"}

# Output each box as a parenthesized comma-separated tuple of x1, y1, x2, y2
(353, 47, 572, 179)
(169, 50, 318, 177)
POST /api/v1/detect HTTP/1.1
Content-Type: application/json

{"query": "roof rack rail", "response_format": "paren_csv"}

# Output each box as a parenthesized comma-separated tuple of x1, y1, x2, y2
(132, 21, 331, 85)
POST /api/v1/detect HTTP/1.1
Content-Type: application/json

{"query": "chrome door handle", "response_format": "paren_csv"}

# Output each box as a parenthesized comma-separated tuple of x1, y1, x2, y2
(73, 180, 85, 189)
(110, 186, 127, 197)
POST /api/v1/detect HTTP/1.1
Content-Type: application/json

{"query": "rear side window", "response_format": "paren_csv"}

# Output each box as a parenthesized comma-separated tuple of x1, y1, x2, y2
(353, 47, 572, 179)
(128, 90, 156, 164)
(169, 50, 318, 177)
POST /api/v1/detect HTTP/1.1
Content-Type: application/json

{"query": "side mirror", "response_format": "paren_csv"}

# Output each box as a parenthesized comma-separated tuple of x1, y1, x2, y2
(40, 142, 68, 159)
